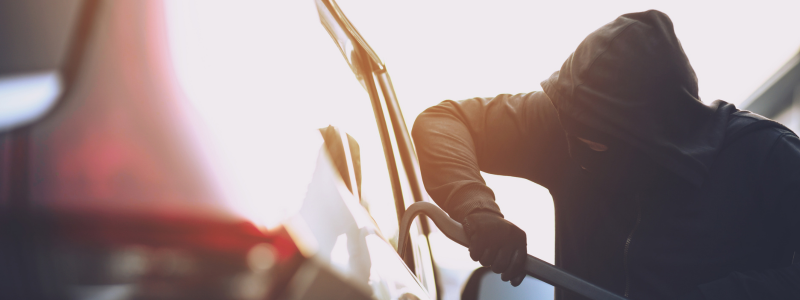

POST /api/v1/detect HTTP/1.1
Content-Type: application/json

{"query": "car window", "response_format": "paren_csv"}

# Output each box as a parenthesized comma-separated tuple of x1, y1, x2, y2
(0, 0, 82, 132)
(0, 0, 82, 76)
(314, 1, 439, 293)
(315, 106, 402, 250)
(311, 0, 410, 251)
(351, 35, 437, 296)
(347, 106, 402, 249)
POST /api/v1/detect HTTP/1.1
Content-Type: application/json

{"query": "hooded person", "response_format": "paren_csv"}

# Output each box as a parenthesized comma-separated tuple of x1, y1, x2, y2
(412, 9, 800, 300)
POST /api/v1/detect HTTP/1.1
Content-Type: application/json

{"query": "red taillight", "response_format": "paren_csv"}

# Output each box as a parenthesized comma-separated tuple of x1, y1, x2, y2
(47, 211, 302, 300)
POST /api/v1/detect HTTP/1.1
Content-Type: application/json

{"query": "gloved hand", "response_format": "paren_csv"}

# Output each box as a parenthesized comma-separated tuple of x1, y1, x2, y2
(463, 210, 527, 286)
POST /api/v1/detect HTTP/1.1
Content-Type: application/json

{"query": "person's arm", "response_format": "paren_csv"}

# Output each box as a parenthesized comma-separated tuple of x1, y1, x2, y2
(689, 133, 800, 299)
(412, 91, 569, 286)
(411, 91, 569, 222)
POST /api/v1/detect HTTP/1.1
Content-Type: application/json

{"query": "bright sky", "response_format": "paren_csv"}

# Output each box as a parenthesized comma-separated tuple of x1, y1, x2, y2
(165, 0, 800, 263)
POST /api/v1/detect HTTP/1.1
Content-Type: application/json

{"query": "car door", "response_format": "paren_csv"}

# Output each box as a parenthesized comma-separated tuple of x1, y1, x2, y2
(313, 0, 440, 298)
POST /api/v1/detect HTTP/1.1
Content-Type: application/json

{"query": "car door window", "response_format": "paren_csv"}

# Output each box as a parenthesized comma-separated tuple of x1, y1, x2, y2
(313, 1, 438, 298)
(320, 113, 437, 298)
(332, 101, 402, 250)
(369, 72, 439, 292)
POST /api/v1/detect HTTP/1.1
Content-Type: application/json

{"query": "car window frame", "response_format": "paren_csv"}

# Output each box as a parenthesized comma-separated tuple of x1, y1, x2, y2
(315, 0, 439, 298)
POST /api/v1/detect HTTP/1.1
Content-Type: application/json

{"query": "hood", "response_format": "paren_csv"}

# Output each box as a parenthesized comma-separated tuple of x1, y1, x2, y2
(541, 10, 737, 187)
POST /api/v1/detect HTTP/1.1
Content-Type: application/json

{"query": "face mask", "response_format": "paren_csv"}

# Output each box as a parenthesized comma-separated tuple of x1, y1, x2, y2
(565, 130, 661, 194)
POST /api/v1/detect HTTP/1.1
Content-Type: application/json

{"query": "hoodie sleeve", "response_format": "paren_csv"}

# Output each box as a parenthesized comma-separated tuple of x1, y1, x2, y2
(692, 132, 800, 300)
(410, 91, 570, 222)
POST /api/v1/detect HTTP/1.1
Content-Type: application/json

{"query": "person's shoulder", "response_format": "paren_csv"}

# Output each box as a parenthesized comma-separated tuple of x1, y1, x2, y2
(725, 110, 796, 144)
(771, 128, 800, 153)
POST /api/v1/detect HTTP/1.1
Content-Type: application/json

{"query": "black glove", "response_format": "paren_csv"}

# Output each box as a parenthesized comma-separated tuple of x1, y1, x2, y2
(463, 210, 527, 286)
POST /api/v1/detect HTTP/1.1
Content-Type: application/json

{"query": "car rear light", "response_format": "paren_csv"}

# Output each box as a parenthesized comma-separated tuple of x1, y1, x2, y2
(39, 211, 303, 300)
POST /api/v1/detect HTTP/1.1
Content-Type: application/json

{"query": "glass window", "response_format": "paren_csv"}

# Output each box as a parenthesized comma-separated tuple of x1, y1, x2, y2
(0, 0, 82, 76)
(311, 0, 403, 249)
(345, 102, 402, 250)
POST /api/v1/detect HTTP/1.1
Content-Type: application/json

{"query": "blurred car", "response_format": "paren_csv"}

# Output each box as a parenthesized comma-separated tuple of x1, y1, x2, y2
(0, 0, 552, 299)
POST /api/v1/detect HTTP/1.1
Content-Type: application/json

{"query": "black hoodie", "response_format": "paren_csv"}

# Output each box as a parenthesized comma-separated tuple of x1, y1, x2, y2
(412, 10, 800, 300)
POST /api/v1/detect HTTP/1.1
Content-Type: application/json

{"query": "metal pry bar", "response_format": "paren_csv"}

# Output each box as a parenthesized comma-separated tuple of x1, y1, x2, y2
(398, 202, 628, 300)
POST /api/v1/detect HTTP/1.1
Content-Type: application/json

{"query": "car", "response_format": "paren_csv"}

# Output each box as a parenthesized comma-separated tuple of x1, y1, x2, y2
(0, 0, 554, 299)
